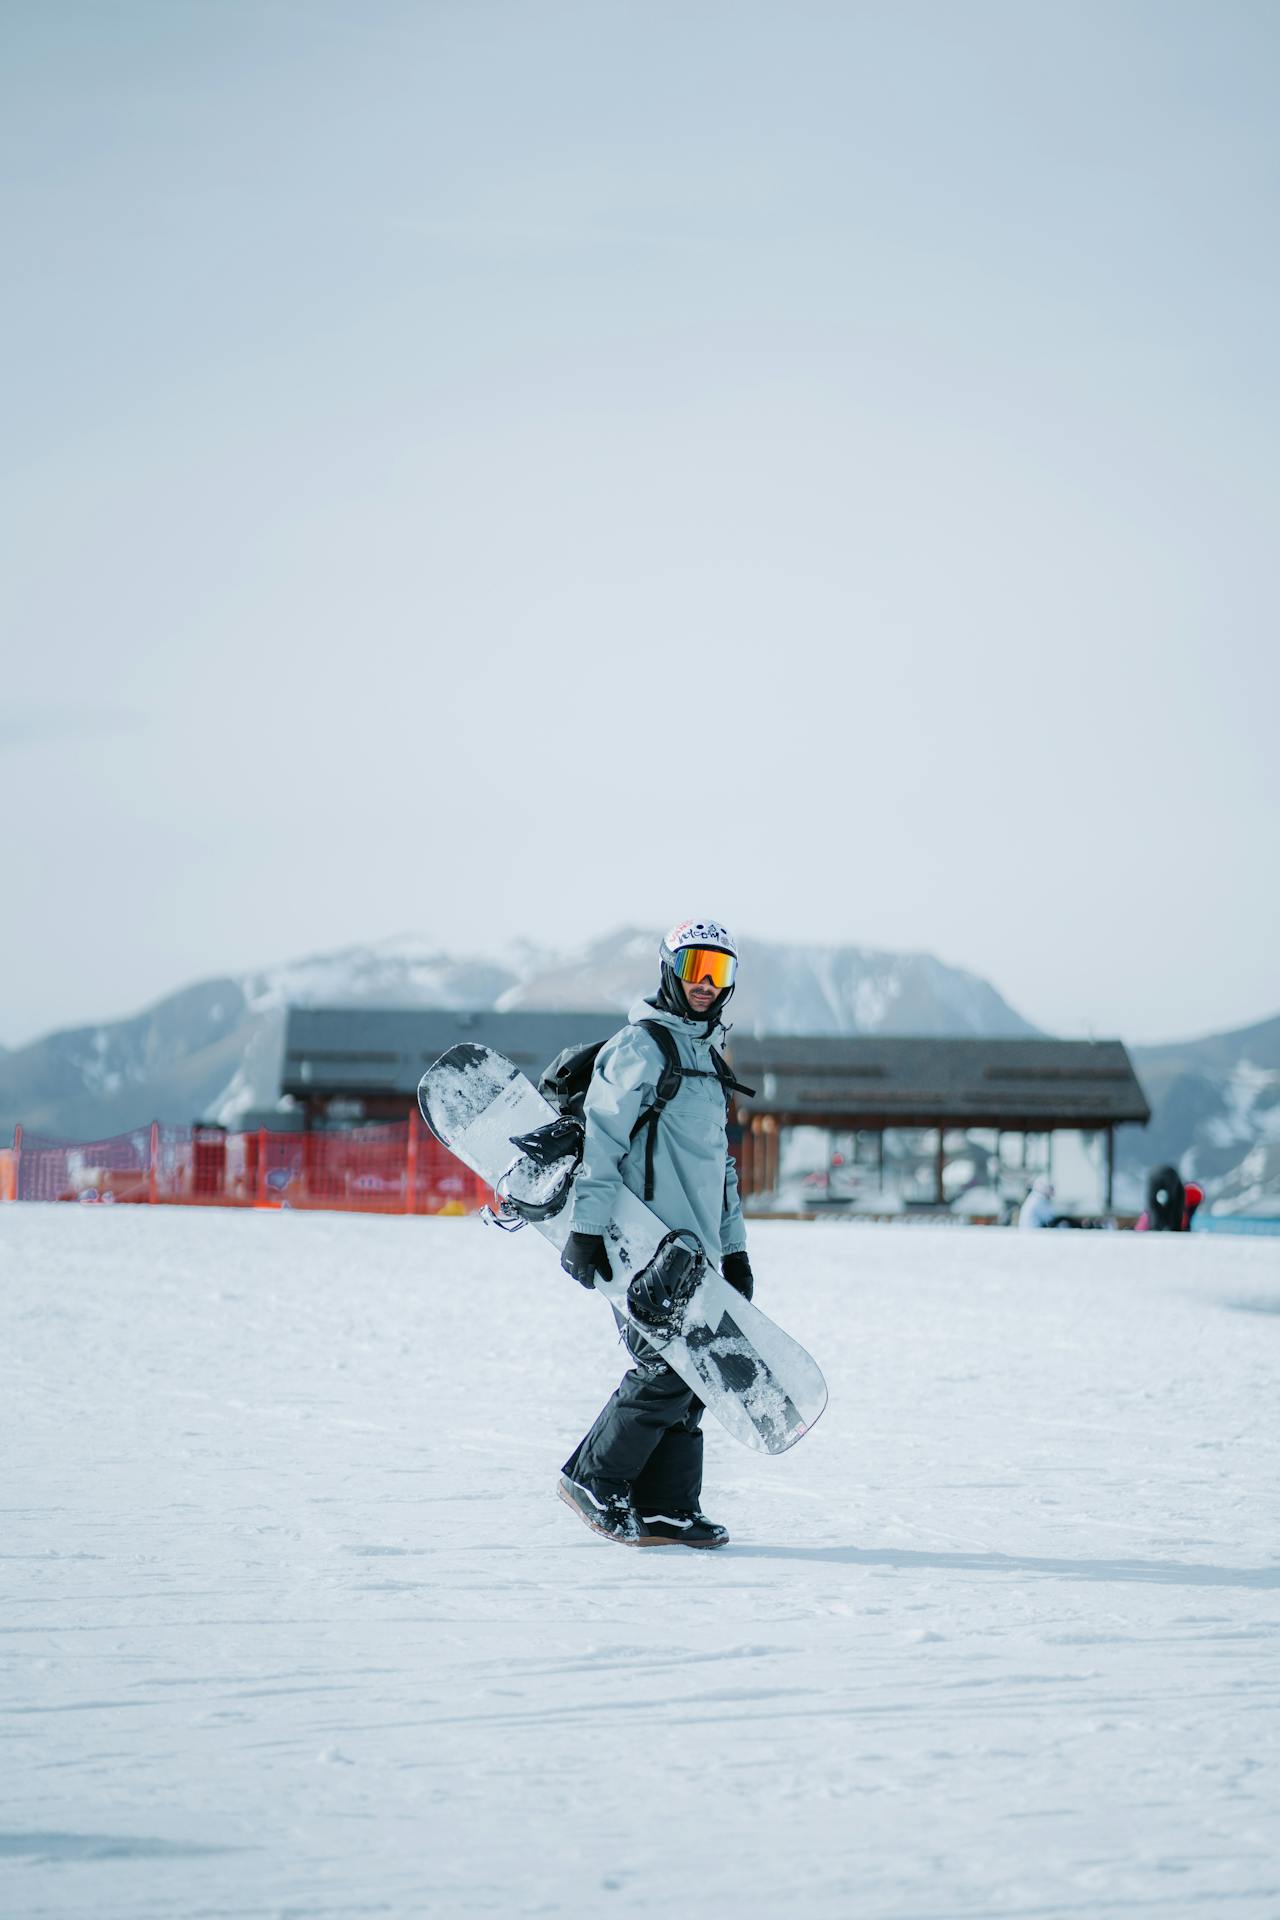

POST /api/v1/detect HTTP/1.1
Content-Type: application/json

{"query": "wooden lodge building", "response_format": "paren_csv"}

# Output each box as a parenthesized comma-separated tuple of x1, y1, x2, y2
(280, 1008, 1151, 1213)
(726, 1034, 1149, 1209)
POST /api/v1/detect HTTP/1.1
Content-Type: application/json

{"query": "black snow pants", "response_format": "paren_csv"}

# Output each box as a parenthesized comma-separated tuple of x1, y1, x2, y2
(564, 1333, 705, 1514)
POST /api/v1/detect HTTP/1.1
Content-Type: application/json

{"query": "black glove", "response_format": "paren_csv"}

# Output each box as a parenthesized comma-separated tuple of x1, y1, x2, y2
(722, 1251, 754, 1301)
(561, 1231, 612, 1290)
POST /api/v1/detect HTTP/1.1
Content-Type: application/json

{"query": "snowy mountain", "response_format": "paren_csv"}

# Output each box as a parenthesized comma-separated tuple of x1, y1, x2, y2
(0, 938, 526, 1141)
(3, 930, 1276, 1214)
(499, 927, 1039, 1039)
(1, 928, 1034, 1141)
(1124, 1013, 1280, 1215)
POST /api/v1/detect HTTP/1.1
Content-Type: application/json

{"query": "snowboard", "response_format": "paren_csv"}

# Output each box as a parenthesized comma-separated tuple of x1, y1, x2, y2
(418, 1043, 827, 1455)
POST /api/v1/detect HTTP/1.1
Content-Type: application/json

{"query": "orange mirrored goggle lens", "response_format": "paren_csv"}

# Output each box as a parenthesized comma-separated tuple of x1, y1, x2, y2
(670, 946, 736, 989)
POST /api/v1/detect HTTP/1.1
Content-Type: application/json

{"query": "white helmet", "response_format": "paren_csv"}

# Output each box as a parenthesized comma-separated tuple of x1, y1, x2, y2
(658, 919, 738, 1023)
(661, 919, 737, 963)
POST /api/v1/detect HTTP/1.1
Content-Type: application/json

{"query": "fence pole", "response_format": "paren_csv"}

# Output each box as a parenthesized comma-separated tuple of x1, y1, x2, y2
(256, 1128, 268, 1208)
(11, 1124, 21, 1203)
(148, 1121, 159, 1204)
(405, 1107, 418, 1214)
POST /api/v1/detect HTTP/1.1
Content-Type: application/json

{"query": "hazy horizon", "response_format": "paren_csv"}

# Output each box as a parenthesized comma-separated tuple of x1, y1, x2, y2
(4, 2, 1277, 1052)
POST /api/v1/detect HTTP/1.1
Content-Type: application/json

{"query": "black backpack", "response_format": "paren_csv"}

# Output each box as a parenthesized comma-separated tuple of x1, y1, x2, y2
(516, 1019, 753, 1204)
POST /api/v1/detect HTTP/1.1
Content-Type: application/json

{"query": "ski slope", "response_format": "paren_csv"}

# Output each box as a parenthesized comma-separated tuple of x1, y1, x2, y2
(2, 1206, 1277, 1919)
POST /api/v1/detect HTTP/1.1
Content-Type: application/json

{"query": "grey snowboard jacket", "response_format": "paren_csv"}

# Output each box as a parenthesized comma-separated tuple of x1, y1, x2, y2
(569, 997, 748, 1265)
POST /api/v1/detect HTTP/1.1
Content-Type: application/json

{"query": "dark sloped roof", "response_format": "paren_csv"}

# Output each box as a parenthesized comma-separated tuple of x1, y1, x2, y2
(281, 1007, 623, 1100)
(725, 1036, 1150, 1128)
(282, 1011, 1151, 1130)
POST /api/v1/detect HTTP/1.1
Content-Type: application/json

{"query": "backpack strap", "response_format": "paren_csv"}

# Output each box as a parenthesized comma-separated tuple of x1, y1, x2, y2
(635, 1020, 685, 1104)
(628, 1021, 684, 1201)
(625, 1022, 754, 1203)
(709, 1045, 755, 1103)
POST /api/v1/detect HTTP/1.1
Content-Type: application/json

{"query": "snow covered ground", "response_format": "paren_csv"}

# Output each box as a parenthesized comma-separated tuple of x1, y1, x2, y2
(2, 1206, 1278, 1920)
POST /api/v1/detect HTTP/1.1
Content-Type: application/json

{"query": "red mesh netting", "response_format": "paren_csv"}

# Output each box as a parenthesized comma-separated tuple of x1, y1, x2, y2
(11, 1118, 489, 1215)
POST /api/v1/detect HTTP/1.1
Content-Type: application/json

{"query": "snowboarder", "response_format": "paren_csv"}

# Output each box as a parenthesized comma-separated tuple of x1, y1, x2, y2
(558, 920, 754, 1548)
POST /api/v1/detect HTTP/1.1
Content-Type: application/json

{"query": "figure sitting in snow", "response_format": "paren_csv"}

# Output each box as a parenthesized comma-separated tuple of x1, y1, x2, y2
(1018, 1176, 1059, 1230)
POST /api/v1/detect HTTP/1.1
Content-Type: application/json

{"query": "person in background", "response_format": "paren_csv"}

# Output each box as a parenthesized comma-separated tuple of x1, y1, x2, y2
(1135, 1164, 1184, 1231)
(1018, 1175, 1058, 1230)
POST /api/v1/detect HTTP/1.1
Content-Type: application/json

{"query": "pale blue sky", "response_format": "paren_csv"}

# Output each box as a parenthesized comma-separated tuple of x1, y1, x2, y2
(2, 1, 1277, 1047)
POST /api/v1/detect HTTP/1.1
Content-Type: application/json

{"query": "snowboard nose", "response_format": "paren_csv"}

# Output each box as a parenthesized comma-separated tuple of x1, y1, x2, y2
(420, 1043, 519, 1145)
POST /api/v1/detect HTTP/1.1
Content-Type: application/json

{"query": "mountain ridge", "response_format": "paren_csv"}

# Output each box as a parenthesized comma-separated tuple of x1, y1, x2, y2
(2, 929, 1275, 1213)
(0, 925, 1037, 1140)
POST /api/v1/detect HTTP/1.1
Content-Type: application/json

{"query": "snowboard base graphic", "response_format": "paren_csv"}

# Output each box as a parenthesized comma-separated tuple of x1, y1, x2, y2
(419, 1043, 827, 1455)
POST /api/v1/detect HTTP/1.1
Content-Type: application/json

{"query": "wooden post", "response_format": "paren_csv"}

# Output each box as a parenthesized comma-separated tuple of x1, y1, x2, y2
(256, 1128, 268, 1208)
(877, 1128, 885, 1193)
(12, 1123, 21, 1202)
(935, 1128, 946, 1205)
(762, 1118, 778, 1195)
(405, 1106, 419, 1214)
(1105, 1125, 1114, 1213)
(148, 1121, 159, 1205)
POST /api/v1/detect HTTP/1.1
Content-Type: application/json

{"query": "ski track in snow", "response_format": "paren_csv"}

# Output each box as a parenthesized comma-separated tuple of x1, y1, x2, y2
(1, 1207, 1278, 1920)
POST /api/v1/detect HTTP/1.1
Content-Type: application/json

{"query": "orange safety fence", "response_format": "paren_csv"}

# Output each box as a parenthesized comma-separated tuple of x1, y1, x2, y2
(7, 1117, 490, 1216)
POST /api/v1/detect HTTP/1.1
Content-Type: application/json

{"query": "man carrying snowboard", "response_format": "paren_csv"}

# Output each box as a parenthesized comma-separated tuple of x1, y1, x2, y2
(558, 919, 754, 1549)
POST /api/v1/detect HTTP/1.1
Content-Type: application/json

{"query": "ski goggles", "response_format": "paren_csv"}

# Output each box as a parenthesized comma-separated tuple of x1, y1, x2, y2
(669, 946, 737, 990)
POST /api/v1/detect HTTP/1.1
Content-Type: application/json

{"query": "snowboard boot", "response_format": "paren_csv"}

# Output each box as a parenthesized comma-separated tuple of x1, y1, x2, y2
(558, 1474, 641, 1545)
(637, 1508, 730, 1549)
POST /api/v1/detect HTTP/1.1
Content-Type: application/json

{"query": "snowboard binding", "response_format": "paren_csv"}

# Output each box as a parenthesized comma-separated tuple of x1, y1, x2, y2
(625, 1234, 706, 1338)
(484, 1121, 584, 1229)
(509, 1116, 584, 1171)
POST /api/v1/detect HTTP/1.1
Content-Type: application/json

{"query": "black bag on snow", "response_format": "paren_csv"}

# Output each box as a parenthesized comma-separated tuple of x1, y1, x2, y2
(508, 1020, 753, 1208)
